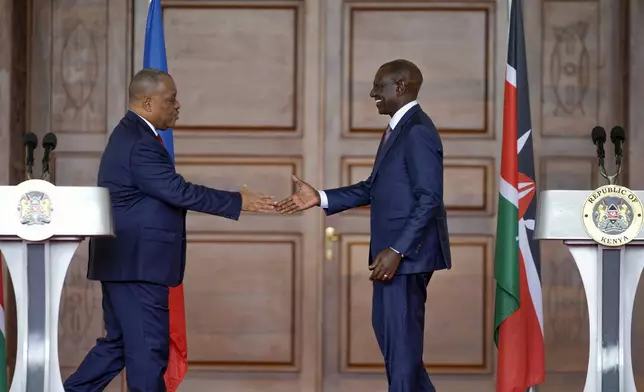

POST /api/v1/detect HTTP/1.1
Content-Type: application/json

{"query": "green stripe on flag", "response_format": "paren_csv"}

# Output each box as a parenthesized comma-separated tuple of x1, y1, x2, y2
(0, 333, 7, 392)
(494, 195, 520, 346)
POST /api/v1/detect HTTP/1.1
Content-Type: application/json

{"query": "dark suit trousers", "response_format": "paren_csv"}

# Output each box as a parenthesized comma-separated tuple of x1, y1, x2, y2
(64, 282, 170, 392)
(372, 272, 435, 392)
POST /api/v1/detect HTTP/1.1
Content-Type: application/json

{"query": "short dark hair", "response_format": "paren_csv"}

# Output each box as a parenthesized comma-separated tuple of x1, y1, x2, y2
(128, 68, 171, 102)
(380, 59, 423, 97)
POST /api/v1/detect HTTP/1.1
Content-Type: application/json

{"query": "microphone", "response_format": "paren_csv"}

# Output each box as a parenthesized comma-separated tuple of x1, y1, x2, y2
(591, 126, 606, 167)
(23, 132, 38, 180)
(610, 126, 626, 166)
(41, 132, 57, 180)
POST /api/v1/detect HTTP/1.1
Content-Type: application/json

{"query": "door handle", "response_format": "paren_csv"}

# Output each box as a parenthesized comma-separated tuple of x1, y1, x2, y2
(325, 226, 339, 261)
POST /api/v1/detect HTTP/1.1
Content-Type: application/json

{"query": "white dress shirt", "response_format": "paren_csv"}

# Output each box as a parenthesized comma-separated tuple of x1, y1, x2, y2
(130, 109, 158, 136)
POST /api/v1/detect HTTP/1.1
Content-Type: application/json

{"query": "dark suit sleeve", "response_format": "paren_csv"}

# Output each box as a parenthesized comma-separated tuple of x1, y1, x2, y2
(130, 139, 242, 220)
(391, 124, 444, 256)
(322, 176, 372, 215)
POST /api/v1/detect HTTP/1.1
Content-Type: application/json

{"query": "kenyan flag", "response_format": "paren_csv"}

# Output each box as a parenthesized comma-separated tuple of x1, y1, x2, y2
(494, 0, 545, 390)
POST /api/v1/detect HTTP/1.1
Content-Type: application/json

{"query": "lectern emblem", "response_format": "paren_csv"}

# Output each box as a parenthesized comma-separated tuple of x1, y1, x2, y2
(17, 191, 53, 225)
(582, 185, 644, 246)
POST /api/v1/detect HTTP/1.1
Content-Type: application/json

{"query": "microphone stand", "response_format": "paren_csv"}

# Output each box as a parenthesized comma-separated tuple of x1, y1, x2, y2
(596, 134, 624, 186)
(26, 162, 34, 181)
(40, 132, 57, 182)
(599, 162, 621, 185)
(24, 133, 38, 181)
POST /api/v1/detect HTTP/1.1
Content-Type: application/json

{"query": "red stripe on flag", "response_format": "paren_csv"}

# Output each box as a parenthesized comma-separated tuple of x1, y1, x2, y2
(497, 252, 545, 391)
(165, 284, 188, 391)
(501, 79, 518, 187)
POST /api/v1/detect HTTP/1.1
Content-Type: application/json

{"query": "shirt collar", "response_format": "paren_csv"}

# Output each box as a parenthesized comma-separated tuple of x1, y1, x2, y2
(129, 109, 158, 136)
(389, 100, 418, 130)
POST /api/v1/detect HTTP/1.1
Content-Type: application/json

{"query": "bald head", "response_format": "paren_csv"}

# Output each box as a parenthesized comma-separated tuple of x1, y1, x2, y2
(128, 68, 171, 103)
(380, 59, 423, 99)
(128, 68, 181, 130)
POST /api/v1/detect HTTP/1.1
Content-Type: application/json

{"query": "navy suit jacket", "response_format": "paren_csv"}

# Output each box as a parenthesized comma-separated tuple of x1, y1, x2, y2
(324, 105, 451, 274)
(87, 110, 242, 287)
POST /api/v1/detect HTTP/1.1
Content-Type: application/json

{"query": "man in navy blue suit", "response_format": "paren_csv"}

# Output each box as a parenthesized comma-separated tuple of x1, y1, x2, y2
(64, 68, 275, 392)
(276, 59, 451, 391)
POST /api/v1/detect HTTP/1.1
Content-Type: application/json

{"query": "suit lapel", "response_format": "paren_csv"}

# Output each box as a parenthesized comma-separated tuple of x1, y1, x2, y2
(371, 104, 421, 180)
(372, 130, 387, 163)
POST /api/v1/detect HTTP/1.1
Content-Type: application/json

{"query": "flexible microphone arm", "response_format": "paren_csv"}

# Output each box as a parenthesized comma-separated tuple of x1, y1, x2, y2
(592, 125, 626, 185)
(24, 132, 38, 180)
(41, 132, 57, 182)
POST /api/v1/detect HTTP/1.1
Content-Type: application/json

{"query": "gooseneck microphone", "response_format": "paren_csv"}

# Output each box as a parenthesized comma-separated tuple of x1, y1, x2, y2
(591, 126, 606, 168)
(24, 132, 38, 180)
(41, 132, 57, 180)
(610, 126, 626, 166)
(591, 125, 626, 185)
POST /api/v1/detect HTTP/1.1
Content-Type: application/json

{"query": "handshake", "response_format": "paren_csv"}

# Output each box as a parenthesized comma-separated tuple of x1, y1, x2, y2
(240, 175, 319, 215)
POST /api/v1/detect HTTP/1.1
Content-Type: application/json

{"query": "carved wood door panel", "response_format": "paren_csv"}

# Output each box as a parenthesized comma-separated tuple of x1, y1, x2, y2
(321, 1, 498, 390)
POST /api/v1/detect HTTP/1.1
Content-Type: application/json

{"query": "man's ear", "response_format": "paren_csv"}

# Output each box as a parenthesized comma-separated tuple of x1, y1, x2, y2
(396, 80, 407, 97)
(143, 96, 152, 112)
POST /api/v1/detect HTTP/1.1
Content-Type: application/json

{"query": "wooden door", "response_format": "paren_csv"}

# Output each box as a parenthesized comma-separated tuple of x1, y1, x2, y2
(130, 0, 324, 391)
(321, 0, 630, 391)
(321, 1, 498, 390)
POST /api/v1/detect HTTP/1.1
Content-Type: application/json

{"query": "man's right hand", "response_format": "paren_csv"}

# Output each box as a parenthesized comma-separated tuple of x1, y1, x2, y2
(240, 185, 276, 212)
(275, 175, 321, 215)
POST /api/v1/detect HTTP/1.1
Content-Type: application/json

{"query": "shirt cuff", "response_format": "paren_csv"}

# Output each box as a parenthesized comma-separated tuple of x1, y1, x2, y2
(318, 190, 329, 209)
(390, 247, 402, 256)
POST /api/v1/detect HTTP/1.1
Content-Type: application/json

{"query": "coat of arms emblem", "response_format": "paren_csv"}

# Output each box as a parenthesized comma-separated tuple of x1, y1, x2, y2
(582, 185, 644, 246)
(18, 191, 53, 225)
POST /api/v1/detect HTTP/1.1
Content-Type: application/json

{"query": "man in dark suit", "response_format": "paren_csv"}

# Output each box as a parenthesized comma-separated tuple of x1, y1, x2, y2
(276, 59, 451, 391)
(64, 68, 275, 392)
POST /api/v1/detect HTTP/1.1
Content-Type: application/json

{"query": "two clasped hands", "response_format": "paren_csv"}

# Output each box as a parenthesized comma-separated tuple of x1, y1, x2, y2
(241, 175, 401, 282)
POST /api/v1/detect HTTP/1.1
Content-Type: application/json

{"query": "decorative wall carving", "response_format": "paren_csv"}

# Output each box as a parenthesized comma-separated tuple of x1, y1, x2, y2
(61, 22, 99, 112)
(542, 1, 599, 136)
(550, 21, 590, 117)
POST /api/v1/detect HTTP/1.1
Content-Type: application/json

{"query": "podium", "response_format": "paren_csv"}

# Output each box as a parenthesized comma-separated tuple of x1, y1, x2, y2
(534, 185, 644, 392)
(0, 179, 113, 392)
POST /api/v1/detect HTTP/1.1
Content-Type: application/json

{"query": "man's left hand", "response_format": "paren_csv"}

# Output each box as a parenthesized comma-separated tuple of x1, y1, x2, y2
(369, 248, 402, 281)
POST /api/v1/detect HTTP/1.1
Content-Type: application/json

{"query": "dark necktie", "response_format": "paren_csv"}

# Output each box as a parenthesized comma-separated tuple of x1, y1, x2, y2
(383, 125, 392, 145)
(156, 134, 165, 147)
